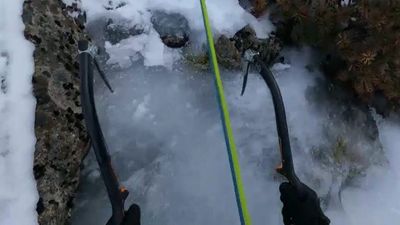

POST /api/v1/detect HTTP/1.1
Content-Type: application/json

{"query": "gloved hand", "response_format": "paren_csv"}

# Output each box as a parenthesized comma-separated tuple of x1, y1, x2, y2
(279, 182, 330, 225)
(121, 204, 141, 225)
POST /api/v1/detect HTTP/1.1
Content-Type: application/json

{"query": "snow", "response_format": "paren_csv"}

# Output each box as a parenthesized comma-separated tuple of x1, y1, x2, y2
(0, 0, 38, 225)
(339, 117, 400, 225)
(78, 0, 272, 37)
(271, 63, 291, 72)
(341, 0, 353, 6)
(65, 0, 273, 68)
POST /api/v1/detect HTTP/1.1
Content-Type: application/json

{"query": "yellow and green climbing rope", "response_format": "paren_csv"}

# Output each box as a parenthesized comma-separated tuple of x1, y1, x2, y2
(199, 1, 252, 225)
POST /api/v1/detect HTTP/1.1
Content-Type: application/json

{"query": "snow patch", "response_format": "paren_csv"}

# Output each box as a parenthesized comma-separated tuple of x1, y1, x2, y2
(271, 62, 291, 72)
(69, 0, 273, 68)
(0, 0, 38, 225)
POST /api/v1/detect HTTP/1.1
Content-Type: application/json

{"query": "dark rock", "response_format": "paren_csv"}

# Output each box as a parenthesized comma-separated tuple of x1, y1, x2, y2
(233, 25, 258, 52)
(105, 19, 144, 45)
(232, 25, 283, 66)
(151, 11, 190, 48)
(202, 25, 283, 70)
(23, 1, 89, 224)
(215, 35, 241, 69)
(235, 26, 282, 63)
(369, 91, 391, 117)
(257, 34, 282, 65)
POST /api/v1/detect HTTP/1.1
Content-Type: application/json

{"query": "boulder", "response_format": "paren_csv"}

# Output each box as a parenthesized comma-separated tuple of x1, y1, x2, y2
(104, 19, 144, 45)
(215, 35, 242, 70)
(215, 25, 283, 69)
(233, 25, 282, 65)
(151, 11, 190, 48)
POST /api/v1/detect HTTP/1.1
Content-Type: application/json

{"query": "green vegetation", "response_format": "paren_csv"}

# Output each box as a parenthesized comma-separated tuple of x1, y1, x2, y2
(275, 0, 400, 109)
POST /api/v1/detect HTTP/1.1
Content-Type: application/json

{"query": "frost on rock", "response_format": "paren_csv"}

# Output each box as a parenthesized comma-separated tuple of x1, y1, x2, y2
(0, 0, 38, 225)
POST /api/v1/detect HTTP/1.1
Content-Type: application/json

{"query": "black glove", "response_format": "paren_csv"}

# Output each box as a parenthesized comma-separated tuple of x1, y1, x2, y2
(279, 182, 330, 225)
(121, 204, 141, 225)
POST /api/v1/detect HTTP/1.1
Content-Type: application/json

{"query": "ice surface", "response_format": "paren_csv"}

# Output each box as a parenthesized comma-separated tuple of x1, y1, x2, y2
(0, 0, 38, 225)
(338, 117, 400, 225)
(66, 46, 387, 225)
(67, 1, 400, 225)
(71, 46, 400, 225)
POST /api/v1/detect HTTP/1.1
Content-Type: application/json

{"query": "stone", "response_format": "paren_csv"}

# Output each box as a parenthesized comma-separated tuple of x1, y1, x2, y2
(232, 25, 283, 66)
(151, 11, 190, 48)
(104, 19, 144, 45)
(23, 1, 89, 224)
(215, 35, 242, 70)
(195, 25, 283, 70)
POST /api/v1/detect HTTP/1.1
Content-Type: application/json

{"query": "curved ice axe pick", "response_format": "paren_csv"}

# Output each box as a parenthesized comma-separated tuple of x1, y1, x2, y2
(241, 50, 304, 193)
(78, 40, 128, 225)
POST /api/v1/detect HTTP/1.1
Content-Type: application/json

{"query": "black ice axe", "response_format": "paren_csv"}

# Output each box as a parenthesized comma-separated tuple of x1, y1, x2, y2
(241, 50, 304, 194)
(78, 40, 128, 225)
(241, 51, 330, 224)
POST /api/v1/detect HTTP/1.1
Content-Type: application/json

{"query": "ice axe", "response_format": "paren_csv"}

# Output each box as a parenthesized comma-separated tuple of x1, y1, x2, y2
(241, 50, 305, 195)
(78, 40, 130, 225)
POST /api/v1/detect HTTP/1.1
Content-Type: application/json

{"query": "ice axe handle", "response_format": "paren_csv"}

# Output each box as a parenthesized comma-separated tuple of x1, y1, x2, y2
(254, 57, 306, 198)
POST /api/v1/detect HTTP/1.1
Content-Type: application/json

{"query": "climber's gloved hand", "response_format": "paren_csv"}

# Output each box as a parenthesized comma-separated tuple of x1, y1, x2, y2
(121, 204, 141, 225)
(279, 182, 330, 225)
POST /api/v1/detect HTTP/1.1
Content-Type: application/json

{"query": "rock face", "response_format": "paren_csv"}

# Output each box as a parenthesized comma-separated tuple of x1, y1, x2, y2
(23, 1, 88, 224)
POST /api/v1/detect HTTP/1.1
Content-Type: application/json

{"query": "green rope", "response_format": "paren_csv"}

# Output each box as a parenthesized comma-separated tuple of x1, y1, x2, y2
(199, 1, 252, 225)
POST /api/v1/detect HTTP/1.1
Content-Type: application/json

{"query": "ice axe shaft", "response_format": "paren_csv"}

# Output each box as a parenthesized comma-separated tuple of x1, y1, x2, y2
(241, 50, 302, 189)
(78, 40, 127, 225)
(256, 57, 301, 187)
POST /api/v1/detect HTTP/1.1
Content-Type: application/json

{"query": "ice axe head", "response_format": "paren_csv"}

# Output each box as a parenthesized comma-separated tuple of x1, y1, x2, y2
(78, 40, 114, 93)
(241, 62, 251, 96)
(240, 50, 260, 96)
